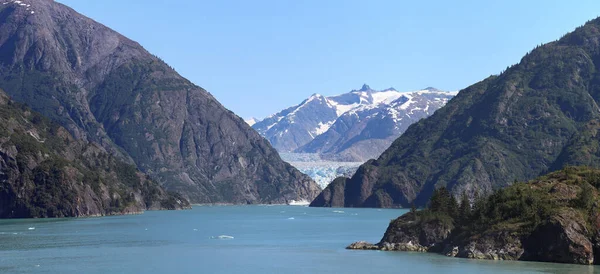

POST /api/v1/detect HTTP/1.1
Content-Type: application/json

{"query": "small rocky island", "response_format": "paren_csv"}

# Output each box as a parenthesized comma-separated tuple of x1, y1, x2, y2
(348, 166, 600, 265)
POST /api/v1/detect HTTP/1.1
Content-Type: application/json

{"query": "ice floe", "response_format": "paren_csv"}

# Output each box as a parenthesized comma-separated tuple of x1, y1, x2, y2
(211, 235, 234, 239)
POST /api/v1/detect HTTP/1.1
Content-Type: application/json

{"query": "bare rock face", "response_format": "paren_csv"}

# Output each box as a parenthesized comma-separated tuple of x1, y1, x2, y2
(0, 89, 189, 218)
(0, 0, 320, 204)
(523, 209, 594, 264)
(380, 212, 453, 252)
(450, 230, 524, 261)
(346, 241, 379, 250)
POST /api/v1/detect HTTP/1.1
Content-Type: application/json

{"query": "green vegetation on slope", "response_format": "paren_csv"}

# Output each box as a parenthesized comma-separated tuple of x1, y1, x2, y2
(0, 91, 189, 218)
(311, 17, 600, 208)
(380, 166, 600, 264)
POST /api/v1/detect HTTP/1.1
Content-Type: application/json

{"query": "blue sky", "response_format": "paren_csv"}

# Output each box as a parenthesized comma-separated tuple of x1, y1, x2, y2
(57, 0, 600, 119)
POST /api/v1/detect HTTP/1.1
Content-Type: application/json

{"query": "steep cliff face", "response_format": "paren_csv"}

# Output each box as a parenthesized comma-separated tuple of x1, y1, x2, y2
(0, 0, 320, 203)
(0, 90, 189, 218)
(312, 17, 600, 208)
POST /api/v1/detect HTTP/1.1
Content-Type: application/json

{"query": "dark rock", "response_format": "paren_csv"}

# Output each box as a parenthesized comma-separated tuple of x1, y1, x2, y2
(346, 241, 379, 250)
(0, 1, 320, 204)
(523, 209, 594, 264)
(0, 90, 189, 218)
(454, 230, 524, 260)
(379, 212, 453, 252)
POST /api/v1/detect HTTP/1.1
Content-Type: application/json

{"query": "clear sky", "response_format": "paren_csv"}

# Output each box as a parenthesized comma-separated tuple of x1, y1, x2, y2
(57, 0, 600, 120)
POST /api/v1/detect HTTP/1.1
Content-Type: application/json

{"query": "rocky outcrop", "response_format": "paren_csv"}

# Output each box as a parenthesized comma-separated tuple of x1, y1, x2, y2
(0, 0, 320, 204)
(348, 210, 595, 264)
(0, 90, 190, 218)
(446, 230, 524, 260)
(523, 209, 594, 264)
(346, 167, 600, 265)
(346, 212, 452, 253)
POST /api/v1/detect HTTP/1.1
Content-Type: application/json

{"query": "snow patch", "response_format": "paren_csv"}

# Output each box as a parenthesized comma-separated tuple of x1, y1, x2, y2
(326, 98, 360, 117)
(245, 117, 259, 126)
(313, 121, 334, 136)
(371, 89, 403, 105)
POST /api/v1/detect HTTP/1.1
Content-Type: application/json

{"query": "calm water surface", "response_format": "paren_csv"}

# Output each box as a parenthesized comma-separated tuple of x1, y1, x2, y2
(0, 206, 597, 273)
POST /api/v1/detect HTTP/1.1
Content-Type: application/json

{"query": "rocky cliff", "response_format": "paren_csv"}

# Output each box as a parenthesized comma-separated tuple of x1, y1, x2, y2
(347, 167, 600, 265)
(0, 0, 320, 204)
(311, 17, 600, 208)
(0, 89, 189, 218)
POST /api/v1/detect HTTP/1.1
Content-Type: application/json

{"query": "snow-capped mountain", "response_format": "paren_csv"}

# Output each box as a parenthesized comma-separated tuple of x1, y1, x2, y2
(252, 84, 457, 161)
(245, 117, 259, 126)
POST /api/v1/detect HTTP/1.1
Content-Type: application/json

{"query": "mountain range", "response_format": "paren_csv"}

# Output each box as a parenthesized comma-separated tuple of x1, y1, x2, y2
(0, 0, 320, 205)
(311, 18, 600, 208)
(253, 84, 456, 161)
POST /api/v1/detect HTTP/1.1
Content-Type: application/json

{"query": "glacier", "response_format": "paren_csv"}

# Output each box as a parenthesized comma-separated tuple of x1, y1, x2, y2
(280, 153, 361, 188)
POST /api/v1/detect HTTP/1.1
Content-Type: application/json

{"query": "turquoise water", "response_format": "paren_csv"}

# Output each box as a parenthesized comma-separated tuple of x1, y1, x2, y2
(0, 206, 597, 274)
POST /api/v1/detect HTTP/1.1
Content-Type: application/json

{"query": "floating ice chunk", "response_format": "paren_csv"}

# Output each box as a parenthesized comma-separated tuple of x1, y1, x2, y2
(211, 235, 234, 239)
(288, 199, 310, 206)
(287, 217, 295, 220)
(193, 228, 198, 231)
(332, 210, 345, 214)
(28, 227, 35, 230)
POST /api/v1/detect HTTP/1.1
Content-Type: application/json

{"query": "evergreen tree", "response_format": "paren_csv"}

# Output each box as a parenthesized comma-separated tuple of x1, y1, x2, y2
(458, 191, 471, 222)
(448, 195, 459, 219)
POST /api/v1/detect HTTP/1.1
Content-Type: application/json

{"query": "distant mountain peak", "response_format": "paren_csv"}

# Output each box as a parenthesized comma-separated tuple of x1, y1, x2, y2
(423, 87, 441, 92)
(252, 85, 455, 160)
(308, 93, 324, 99)
(245, 117, 259, 126)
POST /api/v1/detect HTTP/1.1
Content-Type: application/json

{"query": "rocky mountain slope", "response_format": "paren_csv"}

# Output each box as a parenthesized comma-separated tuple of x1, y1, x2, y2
(311, 17, 600, 208)
(253, 84, 455, 161)
(0, 89, 189, 218)
(348, 166, 600, 265)
(0, 0, 320, 204)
